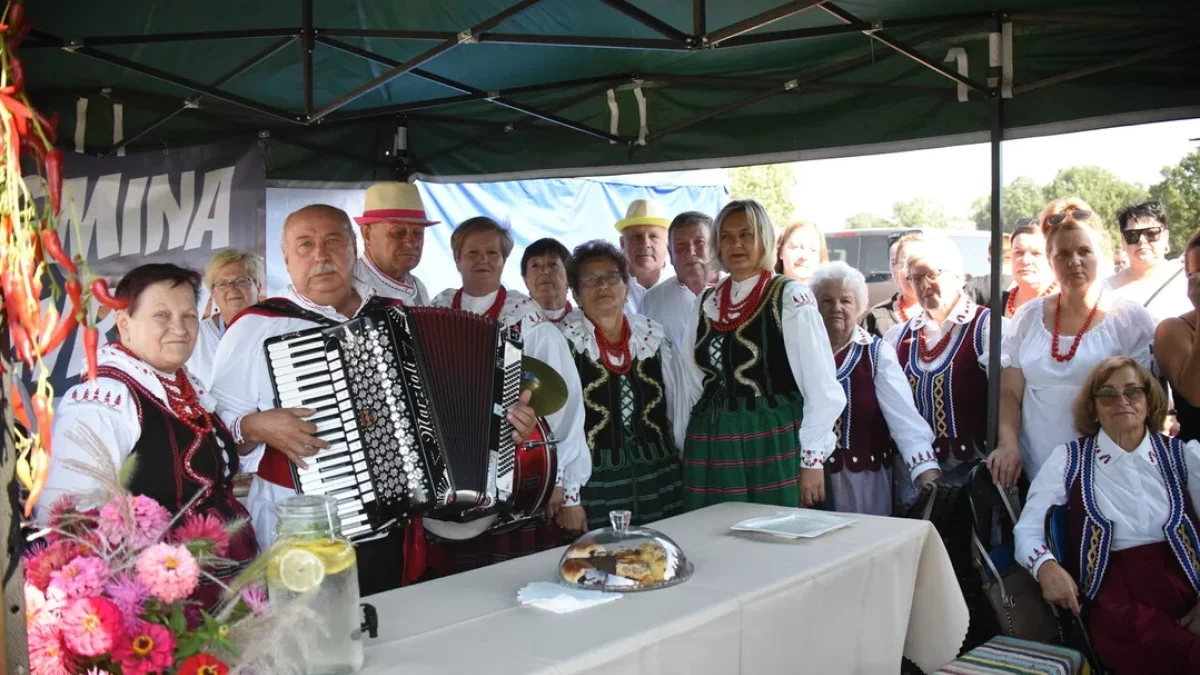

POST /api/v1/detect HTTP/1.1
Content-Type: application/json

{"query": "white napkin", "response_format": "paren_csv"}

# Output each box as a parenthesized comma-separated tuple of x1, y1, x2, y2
(517, 582, 623, 614)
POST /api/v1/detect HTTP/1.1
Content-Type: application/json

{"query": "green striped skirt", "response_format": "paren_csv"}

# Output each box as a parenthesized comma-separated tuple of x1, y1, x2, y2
(682, 393, 805, 510)
(580, 440, 683, 531)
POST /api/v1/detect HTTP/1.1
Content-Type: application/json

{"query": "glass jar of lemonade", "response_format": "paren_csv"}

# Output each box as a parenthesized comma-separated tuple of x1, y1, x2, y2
(269, 495, 363, 674)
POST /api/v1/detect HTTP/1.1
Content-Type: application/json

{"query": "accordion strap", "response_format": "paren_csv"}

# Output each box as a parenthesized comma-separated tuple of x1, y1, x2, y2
(257, 445, 295, 489)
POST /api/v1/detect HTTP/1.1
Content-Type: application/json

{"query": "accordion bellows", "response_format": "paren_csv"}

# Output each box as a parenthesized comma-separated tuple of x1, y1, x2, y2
(264, 305, 522, 541)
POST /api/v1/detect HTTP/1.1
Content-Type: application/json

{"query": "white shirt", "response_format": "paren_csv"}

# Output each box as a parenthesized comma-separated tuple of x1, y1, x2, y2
(1001, 294, 1156, 478)
(642, 279, 703, 358)
(626, 277, 652, 315)
(185, 315, 223, 389)
(353, 256, 429, 306)
(558, 310, 699, 452)
(883, 292, 995, 377)
(1015, 431, 1200, 579)
(536, 303, 572, 326)
(837, 326, 940, 481)
(209, 282, 379, 551)
(680, 275, 846, 464)
(1102, 260, 1191, 324)
(42, 343, 218, 515)
(431, 287, 591, 505)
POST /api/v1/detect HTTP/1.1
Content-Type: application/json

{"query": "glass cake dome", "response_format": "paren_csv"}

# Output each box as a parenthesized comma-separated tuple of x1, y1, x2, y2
(558, 510, 693, 592)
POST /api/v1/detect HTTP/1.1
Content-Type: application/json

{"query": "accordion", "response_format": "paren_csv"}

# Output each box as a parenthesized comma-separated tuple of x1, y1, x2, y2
(264, 305, 555, 542)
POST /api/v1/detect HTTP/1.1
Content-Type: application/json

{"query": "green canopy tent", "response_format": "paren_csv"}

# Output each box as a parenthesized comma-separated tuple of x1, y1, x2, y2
(3, 0, 1200, 668)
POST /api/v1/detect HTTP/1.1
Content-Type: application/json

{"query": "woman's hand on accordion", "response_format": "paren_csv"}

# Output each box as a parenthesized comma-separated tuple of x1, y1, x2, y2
(241, 408, 329, 469)
(556, 505, 587, 534)
(508, 390, 537, 443)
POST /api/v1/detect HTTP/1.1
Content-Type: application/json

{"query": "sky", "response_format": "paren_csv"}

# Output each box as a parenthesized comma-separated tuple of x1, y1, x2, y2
(790, 117, 1200, 231)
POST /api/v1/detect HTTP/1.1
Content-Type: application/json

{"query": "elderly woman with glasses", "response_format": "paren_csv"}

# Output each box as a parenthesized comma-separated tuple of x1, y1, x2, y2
(1155, 229, 1200, 443)
(1014, 357, 1200, 674)
(680, 199, 844, 510)
(988, 204, 1156, 488)
(556, 240, 694, 530)
(810, 261, 940, 515)
(186, 249, 264, 387)
(882, 234, 993, 476)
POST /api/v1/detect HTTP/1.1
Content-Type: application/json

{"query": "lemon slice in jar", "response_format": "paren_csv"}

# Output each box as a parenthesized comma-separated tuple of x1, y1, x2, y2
(276, 547, 326, 593)
(303, 540, 357, 576)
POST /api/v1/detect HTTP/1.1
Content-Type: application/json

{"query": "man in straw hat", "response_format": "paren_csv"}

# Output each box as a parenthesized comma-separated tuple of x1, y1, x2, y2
(353, 182, 435, 306)
(615, 198, 671, 314)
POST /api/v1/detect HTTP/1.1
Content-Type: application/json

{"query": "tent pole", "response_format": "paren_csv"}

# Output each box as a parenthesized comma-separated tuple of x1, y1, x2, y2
(985, 16, 1005, 460)
(25, 27, 298, 48)
(705, 0, 828, 47)
(105, 36, 298, 156)
(716, 13, 992, 48)
(302, 0, 314, 117)
(596, 0, 690, 44)
(307, 0, 546, 123)
(693, 0, 706, 36)
(1013, 41, 1199, 95)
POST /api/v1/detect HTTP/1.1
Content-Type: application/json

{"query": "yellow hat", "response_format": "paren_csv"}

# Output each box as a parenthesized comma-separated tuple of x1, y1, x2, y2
(614, 199, 671, 232)
(354, 182, 439, 226)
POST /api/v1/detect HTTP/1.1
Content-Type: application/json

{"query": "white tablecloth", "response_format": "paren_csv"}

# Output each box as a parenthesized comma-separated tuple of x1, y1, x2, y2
(360, 502, 968, 675)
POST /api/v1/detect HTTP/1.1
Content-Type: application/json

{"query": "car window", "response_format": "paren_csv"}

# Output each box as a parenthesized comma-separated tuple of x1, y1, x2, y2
(858, 237, 891, 283)
(950, 236, 990, 278)
(826, 236, 857, 267)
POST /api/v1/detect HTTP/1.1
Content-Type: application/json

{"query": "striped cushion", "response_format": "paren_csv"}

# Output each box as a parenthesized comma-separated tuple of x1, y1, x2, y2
(934, 636, 1087, 675)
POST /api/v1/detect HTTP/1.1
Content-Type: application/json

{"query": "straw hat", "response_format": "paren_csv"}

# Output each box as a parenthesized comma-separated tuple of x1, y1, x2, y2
(614, 199, 671, 232)
(354, 182, 440, 226)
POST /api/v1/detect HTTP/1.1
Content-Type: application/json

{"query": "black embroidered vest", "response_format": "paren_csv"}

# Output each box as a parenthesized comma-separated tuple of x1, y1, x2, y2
(572, 346, 673, 465)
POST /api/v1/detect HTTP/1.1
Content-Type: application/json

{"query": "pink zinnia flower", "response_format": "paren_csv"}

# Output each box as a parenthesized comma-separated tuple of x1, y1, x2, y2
(112, 622, 175, 675)
(240, 584, 270, 617)
(105, 572, 151, 631)
(135, 543, 200, 603)
(172, 512, 231, 557)
(99, 496, 171, 549)
(60, 596, 123, 658)
(49, 555, 109, 599)
(24, 540, 85, 592)
(25, 584, 68, 627)
(27, 623, 77, 675)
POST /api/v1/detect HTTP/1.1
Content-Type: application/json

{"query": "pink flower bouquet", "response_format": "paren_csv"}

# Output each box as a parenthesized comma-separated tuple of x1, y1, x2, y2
(24, 493, 265, 675)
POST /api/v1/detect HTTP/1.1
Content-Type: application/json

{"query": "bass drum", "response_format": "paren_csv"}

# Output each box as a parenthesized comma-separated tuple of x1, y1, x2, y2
(422, 418, 558, 541)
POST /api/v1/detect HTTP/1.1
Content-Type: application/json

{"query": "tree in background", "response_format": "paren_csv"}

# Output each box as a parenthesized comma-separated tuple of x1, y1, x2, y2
(730, 163, 796, 227)
(970, 176, 1046, 232)
(1149, 148, 1200, 255)
(844, 212, 894, 229)
(891, 197, 948, 230)
(1043, 166, 1149, 240)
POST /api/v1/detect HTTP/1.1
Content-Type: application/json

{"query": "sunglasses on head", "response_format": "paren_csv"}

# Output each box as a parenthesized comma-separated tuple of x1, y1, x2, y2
(1121, 226, 1163, 246)
(887, 229, 922, 246)
(1045, 210, 1093, 226)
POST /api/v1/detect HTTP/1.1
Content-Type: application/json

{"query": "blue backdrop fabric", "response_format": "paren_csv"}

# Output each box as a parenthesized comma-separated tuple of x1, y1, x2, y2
(264, 171, 729, 298)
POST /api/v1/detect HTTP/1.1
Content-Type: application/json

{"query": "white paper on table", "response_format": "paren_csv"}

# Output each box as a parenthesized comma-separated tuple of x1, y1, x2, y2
(517, 582, 623, 614)
(730, 510, 857, 539)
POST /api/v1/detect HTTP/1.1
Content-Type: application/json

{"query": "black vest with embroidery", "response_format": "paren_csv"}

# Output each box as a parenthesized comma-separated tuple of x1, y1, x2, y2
(97, 366, 241, 519)
(572, 346, 673, 464)
(694, 276, 798, 405)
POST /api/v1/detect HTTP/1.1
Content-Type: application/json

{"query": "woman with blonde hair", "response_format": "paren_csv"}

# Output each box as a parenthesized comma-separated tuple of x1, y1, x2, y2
(187, 248, 264, 386)
(1014, 357, 1200, 674)
(775, 220, 828, 284)
(989, 204, 1156, 486)
(680, 200, 844, 510)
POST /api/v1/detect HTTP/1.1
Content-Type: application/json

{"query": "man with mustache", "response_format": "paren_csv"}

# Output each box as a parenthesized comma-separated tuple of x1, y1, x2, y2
(616, 199, 671, 314)
(209, 204, 538, 596)
(353, 182, 433, 305)
(643, 211, 718, 352)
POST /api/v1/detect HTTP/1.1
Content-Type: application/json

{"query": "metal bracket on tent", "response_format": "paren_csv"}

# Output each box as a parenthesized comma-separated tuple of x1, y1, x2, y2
(458, 29, 477, 45)
(258, 130, 271, 140)
(486, 91, 500, 101)
(62, 41, 81, 53)
(183, 98, 200, 109)
(784, 79, 799, 91)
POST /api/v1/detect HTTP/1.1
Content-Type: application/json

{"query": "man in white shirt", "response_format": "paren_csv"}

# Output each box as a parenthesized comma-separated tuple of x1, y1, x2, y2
(186, 249, 264, 387)
(1105, 200, 1190, 323)
(352, 182, 433, 306)
(616, 199, 671, 313)
(643, 211, 717, 352)
(209, 204, 537, 596)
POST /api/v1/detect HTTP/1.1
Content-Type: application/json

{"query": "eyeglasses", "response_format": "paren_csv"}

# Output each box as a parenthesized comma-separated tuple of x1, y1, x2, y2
(580, 272, 625, 289)
(213, 277, 257, 293)
(906, 269, 947, 286)
(1046, 210, 1093, 226)
(1093, 386, 1147, 406)
(1121, 227, 1163, 246)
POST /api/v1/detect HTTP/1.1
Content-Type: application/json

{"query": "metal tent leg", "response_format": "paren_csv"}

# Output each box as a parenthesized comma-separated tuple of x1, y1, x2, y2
(985, 47, 1005, 458)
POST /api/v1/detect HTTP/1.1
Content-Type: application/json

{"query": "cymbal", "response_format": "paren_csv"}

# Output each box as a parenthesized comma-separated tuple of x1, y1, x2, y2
(521, 356, 568, 417)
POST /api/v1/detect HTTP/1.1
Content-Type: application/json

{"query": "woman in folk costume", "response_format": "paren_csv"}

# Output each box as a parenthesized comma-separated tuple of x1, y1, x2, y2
(185, 249, 264, 388)
(1015, 357, 1200, 674)
(882, 234, 995, 476)
(808, 262, 940, 515)
(44, 264, 258, 602)
(680, 199, 845, 510)
(556, 240, 694, 530)
(429, 216, 590, 571)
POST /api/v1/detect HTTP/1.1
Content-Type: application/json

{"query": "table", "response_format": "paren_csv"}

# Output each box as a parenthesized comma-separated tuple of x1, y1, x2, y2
(360, 502, 968, 675)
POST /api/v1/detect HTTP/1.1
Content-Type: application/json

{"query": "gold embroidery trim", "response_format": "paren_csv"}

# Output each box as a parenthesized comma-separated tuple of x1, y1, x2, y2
(582, 361, 612, 454)
(635, 359, 666, 444)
